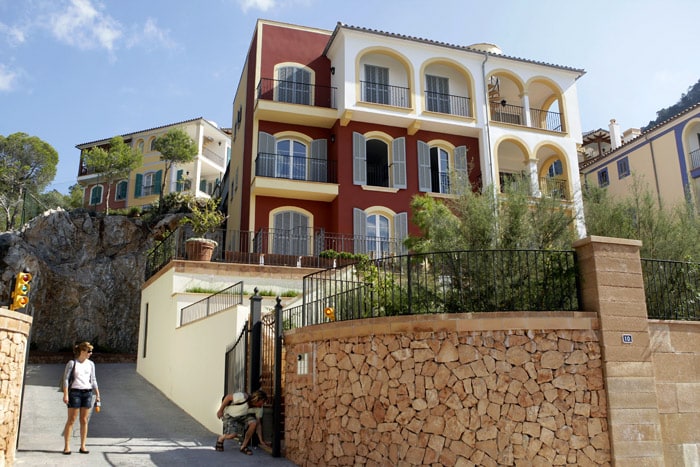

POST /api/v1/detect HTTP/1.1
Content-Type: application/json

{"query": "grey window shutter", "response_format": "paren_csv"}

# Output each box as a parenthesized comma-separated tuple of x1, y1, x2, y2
(311, 139, 327, 182)
(259, 131, 275, 155)
(392, 137, 406, 189)
(455, 145, 467, 175)
(417, 140, 431, 192)
(353, 208, 367, 254)
(353, 132, 367, 185)
(394, 212, 408, 255)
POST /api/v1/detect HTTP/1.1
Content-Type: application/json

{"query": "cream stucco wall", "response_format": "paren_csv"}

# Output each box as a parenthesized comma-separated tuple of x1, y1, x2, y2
(136, 266, 249, 434)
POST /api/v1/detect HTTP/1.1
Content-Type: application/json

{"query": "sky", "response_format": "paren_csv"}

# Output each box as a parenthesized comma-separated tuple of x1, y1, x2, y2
(1, 0, 699, 194)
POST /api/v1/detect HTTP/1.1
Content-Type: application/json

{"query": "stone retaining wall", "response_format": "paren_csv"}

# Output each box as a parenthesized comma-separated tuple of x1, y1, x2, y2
(0, 308, 32, 467)
(284, 312, 607, 466)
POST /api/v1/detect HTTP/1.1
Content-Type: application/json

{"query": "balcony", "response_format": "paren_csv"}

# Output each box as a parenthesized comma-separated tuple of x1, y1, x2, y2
(425, 91, 472, 118)
(360, 81, 410, 108)
(253, 152, 338, 201)
(255, 153, 336, 183)
(490, 101, 563, 133)
(690, 148, 700, 170)
(257, 78, 336, 109)
(539, 177, 569, 200)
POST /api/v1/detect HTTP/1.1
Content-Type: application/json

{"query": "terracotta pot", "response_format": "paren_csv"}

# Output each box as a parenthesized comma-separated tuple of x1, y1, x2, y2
(185, 239, 217, 261)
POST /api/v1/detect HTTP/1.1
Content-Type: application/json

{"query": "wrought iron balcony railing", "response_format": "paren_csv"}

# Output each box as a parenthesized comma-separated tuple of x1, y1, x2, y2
(539, 177, 569, 200)
(257, 78, 337, 109)
(689, 148, 700, 170)
(255, 153, 337, 183)
(490, 102, 563, 133)
(425, 91, 472, 117)
(360, 81, 410, 108)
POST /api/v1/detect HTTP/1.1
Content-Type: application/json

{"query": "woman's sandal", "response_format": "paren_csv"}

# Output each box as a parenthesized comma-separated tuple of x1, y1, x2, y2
(240, 446, 253, 455)
(215, 440, 224, 452)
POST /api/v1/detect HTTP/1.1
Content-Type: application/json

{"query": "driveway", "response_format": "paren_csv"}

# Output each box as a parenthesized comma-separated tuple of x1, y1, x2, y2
(15, 363, 297, 466)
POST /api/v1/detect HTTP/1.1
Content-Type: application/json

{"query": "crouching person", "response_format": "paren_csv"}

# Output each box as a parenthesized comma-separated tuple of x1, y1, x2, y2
(215, 389, 269, 455)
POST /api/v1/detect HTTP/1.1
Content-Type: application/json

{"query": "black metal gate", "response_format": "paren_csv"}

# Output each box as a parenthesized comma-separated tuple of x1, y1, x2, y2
(223, 290, 284, 457)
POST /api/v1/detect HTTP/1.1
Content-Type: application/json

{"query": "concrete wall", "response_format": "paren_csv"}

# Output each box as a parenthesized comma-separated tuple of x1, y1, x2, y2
(136, 261, 309, 434)
(650, 321, 700, 465)
(0, 308, 32, 467)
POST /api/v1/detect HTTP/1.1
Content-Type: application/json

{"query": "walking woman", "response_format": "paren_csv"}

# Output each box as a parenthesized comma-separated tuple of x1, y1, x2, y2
(61, 341, 100, 455)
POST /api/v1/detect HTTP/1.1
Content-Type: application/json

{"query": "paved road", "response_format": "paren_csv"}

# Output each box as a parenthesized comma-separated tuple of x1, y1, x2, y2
(16, 363, 297, 466)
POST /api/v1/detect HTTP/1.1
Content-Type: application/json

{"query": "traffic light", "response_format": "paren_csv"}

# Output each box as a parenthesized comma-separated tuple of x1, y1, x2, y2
(10, 272, 32, 311)
(324, 306, 335, 321)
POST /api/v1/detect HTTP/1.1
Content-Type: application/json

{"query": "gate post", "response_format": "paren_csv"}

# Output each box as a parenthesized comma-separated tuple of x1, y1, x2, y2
(272, 297, 283, 457)
(248, 288, 262, 393)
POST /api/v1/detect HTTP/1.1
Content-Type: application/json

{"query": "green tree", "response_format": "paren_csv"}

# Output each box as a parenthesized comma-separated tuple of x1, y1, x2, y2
(407, 178, 575, 253)
(153, 128, 197, 206)
(0, 132, 58, 230)
(584, 176, 700, 260)
(66, 184, 85, 209)
(83, 136, 143, 214)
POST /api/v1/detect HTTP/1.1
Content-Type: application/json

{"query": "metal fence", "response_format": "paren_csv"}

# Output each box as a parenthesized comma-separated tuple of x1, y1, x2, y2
(224, 322, 248, 395)
(180, 281, 244, 326)
(283, 249, 580, 329)
(642, 258, 700, 320)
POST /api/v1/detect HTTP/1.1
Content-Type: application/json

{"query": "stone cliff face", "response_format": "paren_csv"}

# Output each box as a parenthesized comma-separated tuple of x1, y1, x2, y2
(0, 209, 159, 353)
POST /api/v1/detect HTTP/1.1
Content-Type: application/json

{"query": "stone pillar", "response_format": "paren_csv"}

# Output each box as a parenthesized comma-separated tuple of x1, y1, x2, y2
(573, 236, 665, 466)
(527, 158, 541, 197)
(0, 307, 33, 467)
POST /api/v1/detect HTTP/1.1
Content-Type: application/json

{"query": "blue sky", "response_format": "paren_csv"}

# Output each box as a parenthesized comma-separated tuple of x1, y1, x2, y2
(1, 0, 699, 194)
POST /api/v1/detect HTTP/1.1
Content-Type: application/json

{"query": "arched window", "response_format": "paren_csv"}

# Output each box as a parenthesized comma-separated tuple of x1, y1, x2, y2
(276, 139, 307, 180)
(277, 66, 311, 105)
(353, 208, 408, 256)
(149, 138, 157, 152)
(89, 185, 103, 205)
(547, 159, 563, 178)
(115, 180, 128, 201)
(366, 213, 390, 257)
(417, 141, 467, 194)
(272, 210, 309, 255)
(352, 133, 406, 189)
(137, 140, 145, 153)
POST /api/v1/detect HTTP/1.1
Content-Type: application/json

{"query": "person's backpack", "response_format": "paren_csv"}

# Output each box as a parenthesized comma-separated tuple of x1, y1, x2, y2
(57, 359, 77, 392)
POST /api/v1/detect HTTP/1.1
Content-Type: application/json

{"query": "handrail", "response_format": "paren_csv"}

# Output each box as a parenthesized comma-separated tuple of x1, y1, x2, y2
(180, 281, 244, 326)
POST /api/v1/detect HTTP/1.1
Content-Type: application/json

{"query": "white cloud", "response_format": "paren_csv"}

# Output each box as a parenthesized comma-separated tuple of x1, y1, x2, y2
(0, 64, 18, 91)
(126, 18, 177, 51)
(0, 21, 26, 45)
(238, 0, 276, 12)
(48, 0, 122, 52)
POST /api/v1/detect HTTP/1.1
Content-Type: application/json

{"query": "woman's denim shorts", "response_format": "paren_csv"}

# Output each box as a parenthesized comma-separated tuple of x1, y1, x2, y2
(68, 389, 93, 409)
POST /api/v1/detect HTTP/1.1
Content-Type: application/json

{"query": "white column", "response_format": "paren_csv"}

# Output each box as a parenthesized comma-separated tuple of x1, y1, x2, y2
(528, 159, 541, 197)
(521, 92, 532, 127)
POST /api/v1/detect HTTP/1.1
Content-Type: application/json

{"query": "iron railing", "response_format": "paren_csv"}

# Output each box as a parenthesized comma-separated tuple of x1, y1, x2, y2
(257, 78, 337, 109)
(689, 148, 700, 170)
(255, 152, 337, 183)
(360, 81, 410, 108)
(490, 102, 563, 133)
(224, 321, 249, 395)
(283, 249, 580, 329)
(144, 227, 404, 279)
(425, 91, 472, 117)
(180, 281, 244, 326)
(539, 177, 568, 200)
(530, 107, 563, 132)
(642, 258, 700, 320)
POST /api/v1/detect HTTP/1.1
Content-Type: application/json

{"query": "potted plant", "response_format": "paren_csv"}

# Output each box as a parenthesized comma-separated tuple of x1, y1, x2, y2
(180, 197, 226, 261)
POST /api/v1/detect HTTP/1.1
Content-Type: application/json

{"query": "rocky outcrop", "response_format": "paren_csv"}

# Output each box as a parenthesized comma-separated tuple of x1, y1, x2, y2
(0, 209, 168, 353)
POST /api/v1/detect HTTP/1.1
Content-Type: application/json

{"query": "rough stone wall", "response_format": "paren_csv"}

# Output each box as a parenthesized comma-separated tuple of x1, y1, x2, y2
(0, 308, 32, 467)
(284, 326, 609, 466)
